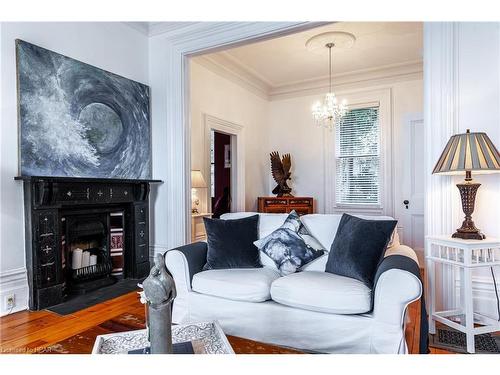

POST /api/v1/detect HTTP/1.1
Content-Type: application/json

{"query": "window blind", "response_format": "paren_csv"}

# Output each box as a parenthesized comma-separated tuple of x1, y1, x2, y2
(335, 106, 381, 206)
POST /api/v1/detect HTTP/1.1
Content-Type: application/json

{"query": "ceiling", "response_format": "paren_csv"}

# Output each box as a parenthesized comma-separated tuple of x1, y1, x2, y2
(125, 21, 199, 37)
(196, 22, 423, 90)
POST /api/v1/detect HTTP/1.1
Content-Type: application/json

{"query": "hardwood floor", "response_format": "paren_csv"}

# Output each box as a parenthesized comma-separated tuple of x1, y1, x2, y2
(0, 290, 447, 354)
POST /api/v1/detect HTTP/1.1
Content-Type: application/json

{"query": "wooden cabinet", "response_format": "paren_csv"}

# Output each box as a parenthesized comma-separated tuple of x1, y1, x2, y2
(257, 197, 314, 216)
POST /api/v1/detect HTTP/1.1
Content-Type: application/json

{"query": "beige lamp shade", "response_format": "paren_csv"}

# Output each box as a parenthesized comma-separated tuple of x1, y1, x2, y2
(191, 170, 207, 188)
(432, 129, 500, 175)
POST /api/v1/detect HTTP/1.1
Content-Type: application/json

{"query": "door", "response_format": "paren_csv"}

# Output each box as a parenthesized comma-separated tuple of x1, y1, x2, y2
(204, 114, 244, 214)
(211, 130, 232, 218)
(400, 114, 425, 262)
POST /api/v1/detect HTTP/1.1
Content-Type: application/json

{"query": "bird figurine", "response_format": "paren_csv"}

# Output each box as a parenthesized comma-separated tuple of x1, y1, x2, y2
(270, 151, 293, 197)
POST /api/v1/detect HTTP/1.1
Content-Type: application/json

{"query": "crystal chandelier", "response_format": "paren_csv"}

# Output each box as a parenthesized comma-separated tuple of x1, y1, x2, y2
(311, 42, 347, 130)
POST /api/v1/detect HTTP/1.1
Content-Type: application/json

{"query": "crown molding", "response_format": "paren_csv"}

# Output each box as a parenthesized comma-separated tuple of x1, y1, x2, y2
(123, 22, 150, 36)
(123, 22, 201, 37)
(148, 22, 201, 37)
(193, 53, 271, 100)
(270, 60, 423, 100)
(220, 51, 275, 87)
(196, 52, 423, 101)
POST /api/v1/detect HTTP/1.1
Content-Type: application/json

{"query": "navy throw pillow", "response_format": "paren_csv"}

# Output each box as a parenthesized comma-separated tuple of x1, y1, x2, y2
(203, 214, 262, 270)
(325, 214, 397, 287)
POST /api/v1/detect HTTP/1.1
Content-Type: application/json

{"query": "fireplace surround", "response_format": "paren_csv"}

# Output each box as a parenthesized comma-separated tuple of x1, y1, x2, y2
(15, 176, 161, 310)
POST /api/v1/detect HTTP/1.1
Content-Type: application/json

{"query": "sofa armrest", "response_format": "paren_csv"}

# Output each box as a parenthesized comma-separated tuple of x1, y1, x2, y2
(165, 242, 207, 292)
(372, 247, 422, 327)
(384, 243, 419, 266)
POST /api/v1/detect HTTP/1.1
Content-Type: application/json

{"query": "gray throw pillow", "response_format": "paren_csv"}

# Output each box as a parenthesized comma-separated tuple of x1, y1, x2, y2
(203, 214, 262, 270)
(325, 214, 397, 287)
(254, 211, 325, 275)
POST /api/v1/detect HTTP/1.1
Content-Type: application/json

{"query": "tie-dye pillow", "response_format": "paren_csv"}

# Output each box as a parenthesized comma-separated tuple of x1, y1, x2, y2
(254, 211, 325, 275)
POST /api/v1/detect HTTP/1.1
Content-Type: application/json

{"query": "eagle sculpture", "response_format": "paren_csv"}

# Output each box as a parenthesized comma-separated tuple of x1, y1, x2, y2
(270, 151, 293, 197)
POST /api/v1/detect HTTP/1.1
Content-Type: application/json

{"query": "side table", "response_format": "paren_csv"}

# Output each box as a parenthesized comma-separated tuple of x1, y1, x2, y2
(425, 235, 500, 353)
(191, 213, 212, 242)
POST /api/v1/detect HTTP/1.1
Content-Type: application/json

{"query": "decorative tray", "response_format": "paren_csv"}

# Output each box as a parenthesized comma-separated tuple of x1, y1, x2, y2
(91, 320, 234, 354)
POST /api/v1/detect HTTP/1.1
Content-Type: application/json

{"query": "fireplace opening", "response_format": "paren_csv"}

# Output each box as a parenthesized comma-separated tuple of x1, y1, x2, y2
(63, 212, 123, 295)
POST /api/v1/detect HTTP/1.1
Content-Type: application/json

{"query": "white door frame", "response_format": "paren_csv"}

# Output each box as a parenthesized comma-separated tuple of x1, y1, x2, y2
(401, 113, 425, 263)
(204, 114, 245, 213)
(149, 22, 328, 250)
(424, 22, 460, 311)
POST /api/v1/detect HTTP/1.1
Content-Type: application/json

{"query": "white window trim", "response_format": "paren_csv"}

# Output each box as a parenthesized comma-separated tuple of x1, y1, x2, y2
(324, 88, 393, 216)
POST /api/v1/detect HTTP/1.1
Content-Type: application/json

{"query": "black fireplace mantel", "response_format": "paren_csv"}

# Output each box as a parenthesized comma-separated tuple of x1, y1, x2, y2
(15, 175, 162, 183)
(15, 175, 162, 310)
(15, 175, 162, 208)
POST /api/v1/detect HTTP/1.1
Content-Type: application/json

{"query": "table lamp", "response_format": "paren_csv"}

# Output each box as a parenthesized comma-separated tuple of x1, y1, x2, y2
(432, 129, 500, 240)
(191, 170, 207, 214)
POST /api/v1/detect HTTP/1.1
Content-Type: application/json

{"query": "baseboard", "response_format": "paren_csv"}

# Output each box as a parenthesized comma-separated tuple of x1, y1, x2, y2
(0, 267, 29, 317)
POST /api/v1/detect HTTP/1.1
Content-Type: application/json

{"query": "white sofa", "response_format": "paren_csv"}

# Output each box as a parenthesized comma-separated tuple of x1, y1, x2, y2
(165, 213, 422, 354)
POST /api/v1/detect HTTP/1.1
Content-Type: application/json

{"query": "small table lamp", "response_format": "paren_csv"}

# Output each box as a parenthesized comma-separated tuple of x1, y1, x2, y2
(432, 129, 500, 239)
(191, 170, 207, 214)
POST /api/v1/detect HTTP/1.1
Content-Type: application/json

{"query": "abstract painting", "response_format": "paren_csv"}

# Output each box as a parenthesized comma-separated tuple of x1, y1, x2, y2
(16, 40, 151, 179)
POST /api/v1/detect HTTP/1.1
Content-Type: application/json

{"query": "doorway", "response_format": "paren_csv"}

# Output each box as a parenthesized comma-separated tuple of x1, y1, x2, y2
(203, 114, 245, 215)
(400, 113, 425, 263)
(211, 130, 232, 218)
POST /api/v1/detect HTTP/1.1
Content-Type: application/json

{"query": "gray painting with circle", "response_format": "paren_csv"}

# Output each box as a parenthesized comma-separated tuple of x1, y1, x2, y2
(16, 40, 151, 179)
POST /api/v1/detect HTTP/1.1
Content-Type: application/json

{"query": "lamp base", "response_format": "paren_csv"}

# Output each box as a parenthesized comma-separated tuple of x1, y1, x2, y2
(452, 230, 486, 240)
(453, 181, 485, 240)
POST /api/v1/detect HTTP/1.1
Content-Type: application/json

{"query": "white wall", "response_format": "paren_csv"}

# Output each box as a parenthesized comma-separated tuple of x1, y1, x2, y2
(268, 80, 423, 218)
(0, 22, 149, 315)
(190, 60, 270, 212)
(456, 23, 500, 318)
(456, 23, 500, 238)
(425, 22, 500, 318)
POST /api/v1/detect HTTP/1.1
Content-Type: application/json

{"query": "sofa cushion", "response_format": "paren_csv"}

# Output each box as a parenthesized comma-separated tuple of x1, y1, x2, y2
(203, 214, 261, 270)
(192, 267, 281, 302)
(270, 271, 371, 314)
(300, 214, 342, 250)
(301, 253, 328, 271)
(326, 214, 397, 288)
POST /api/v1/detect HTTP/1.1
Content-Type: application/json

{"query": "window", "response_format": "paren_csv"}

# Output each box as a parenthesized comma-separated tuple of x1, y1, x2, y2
(335, 106, 381, 207)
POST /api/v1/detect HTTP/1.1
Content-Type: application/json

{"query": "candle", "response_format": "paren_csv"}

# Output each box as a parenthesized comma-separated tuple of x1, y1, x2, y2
(71, 248, 83, 269)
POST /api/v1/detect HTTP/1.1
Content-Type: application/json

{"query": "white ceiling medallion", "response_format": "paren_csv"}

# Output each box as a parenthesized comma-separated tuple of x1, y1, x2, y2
(307, 32, 356, 131)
